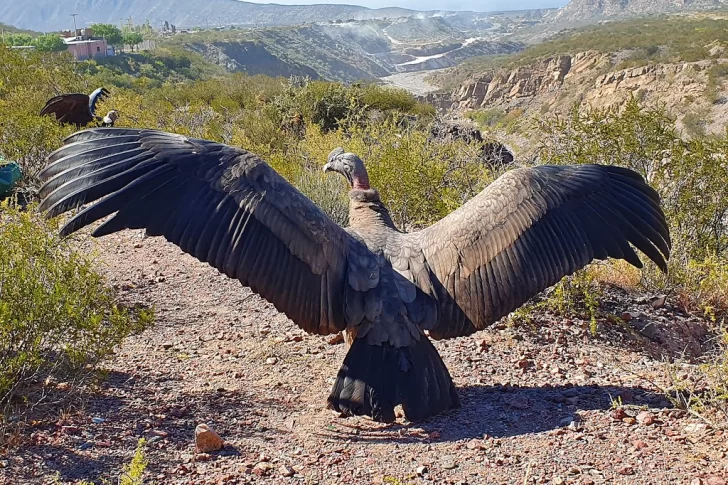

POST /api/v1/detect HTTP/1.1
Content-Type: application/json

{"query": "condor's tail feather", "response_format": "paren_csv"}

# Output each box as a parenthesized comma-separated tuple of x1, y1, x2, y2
(327, 336, 460, 423)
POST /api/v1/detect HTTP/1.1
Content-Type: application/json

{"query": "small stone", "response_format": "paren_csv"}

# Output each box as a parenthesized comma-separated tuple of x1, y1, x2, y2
(466, 439, 482, 450)
(690, 479, 703, 485)
(328, 333, 344, 345)
(441, 455, 457, 470)
(279, 464, 295, 477)
(553, 477, 565, 485)
(618, 465, 635, 475)
(636, 411, 655, 426)
(651, 295, 666, 309)
(623, 417, 637, 425)
(266, 357, 278, 365)
(706, 477, 726, 485)
(416, 465, 428, 476)
(151, 429, 169, 438)
(611, 408, 627, 420)
(92, 417, 105, 424)
(684, 423, 708, 434)
(61, 425, 79, 435)
(517, 358, 531, 369)
(194, 424, 224, 453)
(162, 342, 174, 350)
(620, 312, 633, 321)
(632, 440, 648, 450)
(253, 462, 274, 476)
(56, 382, 70, 391)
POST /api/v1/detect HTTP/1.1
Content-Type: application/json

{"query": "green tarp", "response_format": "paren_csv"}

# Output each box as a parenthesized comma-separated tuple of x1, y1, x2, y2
(0, 158, 22, 198)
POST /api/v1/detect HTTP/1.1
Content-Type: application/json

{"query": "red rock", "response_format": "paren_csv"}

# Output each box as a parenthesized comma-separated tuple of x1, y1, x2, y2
(636, 411, 655, 425)
(194, 424, 224, 453)
(618, 465, 635, 475)
(328, 333, 344, 345)
(611, 408, 627, 420)
(707, 477, 726, 485)
(621, 312, 633, 321)
(279, 464, 295, 477)
(253, 462, 273, 476)
(633, 440, 649, 450)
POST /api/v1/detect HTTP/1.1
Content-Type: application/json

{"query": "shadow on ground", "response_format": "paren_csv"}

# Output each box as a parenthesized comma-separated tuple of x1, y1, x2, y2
(320, 383, 672, 443)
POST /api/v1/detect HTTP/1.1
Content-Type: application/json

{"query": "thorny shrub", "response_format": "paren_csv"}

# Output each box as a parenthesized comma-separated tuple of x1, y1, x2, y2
(0, 201, 153, 438)
(537, 96, 728, 320)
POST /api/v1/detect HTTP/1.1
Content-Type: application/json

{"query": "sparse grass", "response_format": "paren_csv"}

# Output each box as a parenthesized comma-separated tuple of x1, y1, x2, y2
(508, 269, 603, 336)
(666, 329, 728, 428)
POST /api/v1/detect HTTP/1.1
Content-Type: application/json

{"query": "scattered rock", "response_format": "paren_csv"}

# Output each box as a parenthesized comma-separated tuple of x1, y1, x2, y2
(611, 408, 627, 420)
(684, 423, 708, 434)
(91, 417, 105, 424)
(253, 462, 274, 476)
(636, 411, 655, 426)
(162, 342, 174, 350)
(706, 477, 726, 485)
(632, 440, 648, 450)
(194, 423, 224, 453)
(618, 465, 635, 475)
(266, 357, 278, 365)
(441, 455, 457, 470)
(621, 312, 633, 321)
(416, 465, 428, 476)
(651, 295, 667, 309)
(279, 464, 295, 477)
(622, 417, 637, 425)
(328, 333, 345, 345)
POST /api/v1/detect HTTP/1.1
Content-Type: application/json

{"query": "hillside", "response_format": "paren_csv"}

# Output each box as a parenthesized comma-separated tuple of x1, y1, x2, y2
(422, 14, 728, 155)
(169, 15, 534, 82)
(551, 0, 728, 22)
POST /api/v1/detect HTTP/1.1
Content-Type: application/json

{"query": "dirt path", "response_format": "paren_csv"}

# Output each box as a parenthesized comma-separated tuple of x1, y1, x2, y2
(4, 230, 727, 485)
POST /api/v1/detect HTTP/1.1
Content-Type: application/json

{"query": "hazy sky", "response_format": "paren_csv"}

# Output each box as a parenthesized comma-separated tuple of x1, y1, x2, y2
(243, 0, 568, 12)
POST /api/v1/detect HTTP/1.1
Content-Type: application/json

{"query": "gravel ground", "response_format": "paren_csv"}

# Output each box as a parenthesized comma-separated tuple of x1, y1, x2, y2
(380, 71, 443, 96)
(2, 230, 727, 485)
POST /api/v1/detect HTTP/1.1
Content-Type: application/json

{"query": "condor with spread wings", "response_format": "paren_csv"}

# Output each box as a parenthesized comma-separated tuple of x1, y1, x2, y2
(38, 129, 670, 423)
(40, 87, 116, 127)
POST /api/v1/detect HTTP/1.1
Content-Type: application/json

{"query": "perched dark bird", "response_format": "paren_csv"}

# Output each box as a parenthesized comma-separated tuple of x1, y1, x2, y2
(40, 87, 115, 127)
(38, 129, 671, 423)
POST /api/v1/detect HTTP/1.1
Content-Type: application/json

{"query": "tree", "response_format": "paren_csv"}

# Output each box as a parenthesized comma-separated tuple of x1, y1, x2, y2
(31, 33, 66, 52)
(90, 23, 122, 47)
(123, 31, 143, 51)
(3, 33, 32, 46)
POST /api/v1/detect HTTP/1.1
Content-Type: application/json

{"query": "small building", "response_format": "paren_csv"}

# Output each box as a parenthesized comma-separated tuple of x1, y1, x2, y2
(61, 28, 109, 61)
(64, 38, 108, 60)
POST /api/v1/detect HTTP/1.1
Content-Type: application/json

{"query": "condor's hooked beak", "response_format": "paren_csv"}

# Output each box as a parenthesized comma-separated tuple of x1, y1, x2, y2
(322, 162, 333, 173)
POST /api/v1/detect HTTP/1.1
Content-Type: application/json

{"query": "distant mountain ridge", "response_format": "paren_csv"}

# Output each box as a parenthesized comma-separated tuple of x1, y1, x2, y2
(552, 0, 728, 21)
(2, 0, 447, 32)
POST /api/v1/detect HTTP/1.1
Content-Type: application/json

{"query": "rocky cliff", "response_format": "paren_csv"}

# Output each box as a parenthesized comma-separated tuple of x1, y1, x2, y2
(439, 49, 728, 143)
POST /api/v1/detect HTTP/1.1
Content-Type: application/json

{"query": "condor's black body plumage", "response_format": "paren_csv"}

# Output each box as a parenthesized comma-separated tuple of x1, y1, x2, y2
(39, 128, 671, 423)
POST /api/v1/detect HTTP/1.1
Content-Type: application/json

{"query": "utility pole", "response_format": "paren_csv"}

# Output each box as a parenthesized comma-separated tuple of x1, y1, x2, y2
(70, 13, 78, 35)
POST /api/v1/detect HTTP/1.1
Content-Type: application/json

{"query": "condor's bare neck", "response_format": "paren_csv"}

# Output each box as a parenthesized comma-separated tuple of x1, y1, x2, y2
(348, 188, 397, 231)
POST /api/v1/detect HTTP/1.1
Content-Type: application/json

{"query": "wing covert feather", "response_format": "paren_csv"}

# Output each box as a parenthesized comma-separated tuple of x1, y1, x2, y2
(413, 164, 670, 339)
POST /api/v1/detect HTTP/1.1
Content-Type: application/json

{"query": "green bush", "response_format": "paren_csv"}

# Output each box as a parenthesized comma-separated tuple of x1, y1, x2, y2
(537, 96, 728, 318)
(0, 201, 153, 427)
